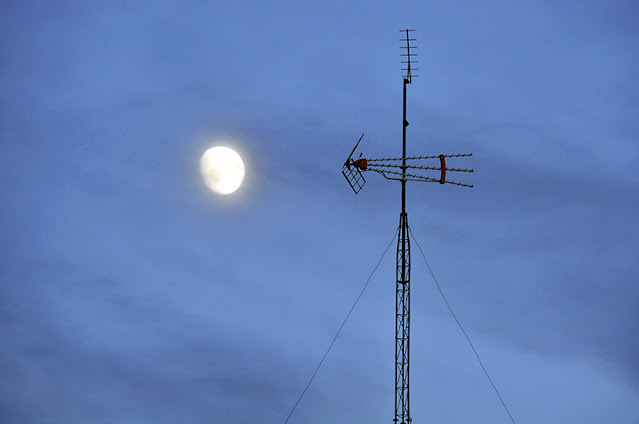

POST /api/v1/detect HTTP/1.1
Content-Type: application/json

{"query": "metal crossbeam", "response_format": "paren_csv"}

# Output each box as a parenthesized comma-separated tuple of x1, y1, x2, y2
(368, 153, 473, 161)
(367, 162, 474, 173)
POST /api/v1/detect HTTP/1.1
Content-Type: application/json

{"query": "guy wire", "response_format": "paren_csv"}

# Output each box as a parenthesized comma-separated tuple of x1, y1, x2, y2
(408, 226, 517, 424)
(283, 230, 398, 424)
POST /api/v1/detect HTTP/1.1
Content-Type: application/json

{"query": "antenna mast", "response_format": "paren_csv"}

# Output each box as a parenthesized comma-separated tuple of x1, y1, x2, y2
(397, 28, 415, 424)
(342, 29, 474, 424)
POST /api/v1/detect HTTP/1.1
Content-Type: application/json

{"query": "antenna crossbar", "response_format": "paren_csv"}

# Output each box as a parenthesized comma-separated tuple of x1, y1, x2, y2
(367, 163, 474, 173)
(369, 167, 474, 188)
(368, 153, 473, 161)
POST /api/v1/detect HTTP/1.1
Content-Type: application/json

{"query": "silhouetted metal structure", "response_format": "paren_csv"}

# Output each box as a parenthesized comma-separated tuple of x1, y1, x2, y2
(342, 30, 473, 424)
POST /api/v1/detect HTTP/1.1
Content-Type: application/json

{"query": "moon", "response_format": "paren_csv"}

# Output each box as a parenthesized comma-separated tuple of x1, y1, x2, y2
(200, 146, 245, 195)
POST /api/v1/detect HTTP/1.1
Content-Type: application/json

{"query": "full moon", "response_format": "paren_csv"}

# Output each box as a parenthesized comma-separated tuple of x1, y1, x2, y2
(200, 146, 245, 195)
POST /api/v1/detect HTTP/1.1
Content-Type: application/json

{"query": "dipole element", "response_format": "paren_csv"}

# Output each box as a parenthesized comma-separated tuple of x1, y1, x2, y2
(341, 30, 473, 424)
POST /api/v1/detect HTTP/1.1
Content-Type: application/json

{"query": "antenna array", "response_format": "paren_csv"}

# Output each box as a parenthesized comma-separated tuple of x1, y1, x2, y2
(341, 29, 474, 424)
(400, 29, 418, 83)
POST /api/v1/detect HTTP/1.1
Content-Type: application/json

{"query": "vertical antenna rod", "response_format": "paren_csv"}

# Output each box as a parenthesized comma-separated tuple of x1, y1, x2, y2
(396, 28, 416, 424)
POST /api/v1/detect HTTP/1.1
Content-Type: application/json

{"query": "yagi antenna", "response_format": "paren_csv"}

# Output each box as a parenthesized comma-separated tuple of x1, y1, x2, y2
(347, 152, 474, 188)
(400, 29, 418, 83)
(341, 30, 473, 424)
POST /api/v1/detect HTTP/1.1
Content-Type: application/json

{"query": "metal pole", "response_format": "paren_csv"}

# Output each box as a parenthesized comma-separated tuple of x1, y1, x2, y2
(402, 77, 407, 214)
(395, 76, 411, 424)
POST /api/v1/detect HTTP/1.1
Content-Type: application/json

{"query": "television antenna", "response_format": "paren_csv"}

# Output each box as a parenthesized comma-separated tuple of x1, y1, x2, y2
(342, 29, 473, 424)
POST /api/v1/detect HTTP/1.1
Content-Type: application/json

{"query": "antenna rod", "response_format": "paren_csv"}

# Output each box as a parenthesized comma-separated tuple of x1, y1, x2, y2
(395, 28, 413, 424)
(402, 77, 407, 213)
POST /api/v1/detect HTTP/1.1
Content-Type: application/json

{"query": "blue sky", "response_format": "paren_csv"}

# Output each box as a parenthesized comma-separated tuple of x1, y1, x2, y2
(1, 0, 638, 423)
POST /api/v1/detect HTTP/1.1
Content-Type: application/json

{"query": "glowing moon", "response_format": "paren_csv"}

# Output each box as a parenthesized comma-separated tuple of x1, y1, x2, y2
(200, 146, 245, 195)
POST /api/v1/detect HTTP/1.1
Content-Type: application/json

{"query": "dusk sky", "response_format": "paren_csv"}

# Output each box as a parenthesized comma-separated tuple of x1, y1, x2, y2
(1, 1, 638, 423)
